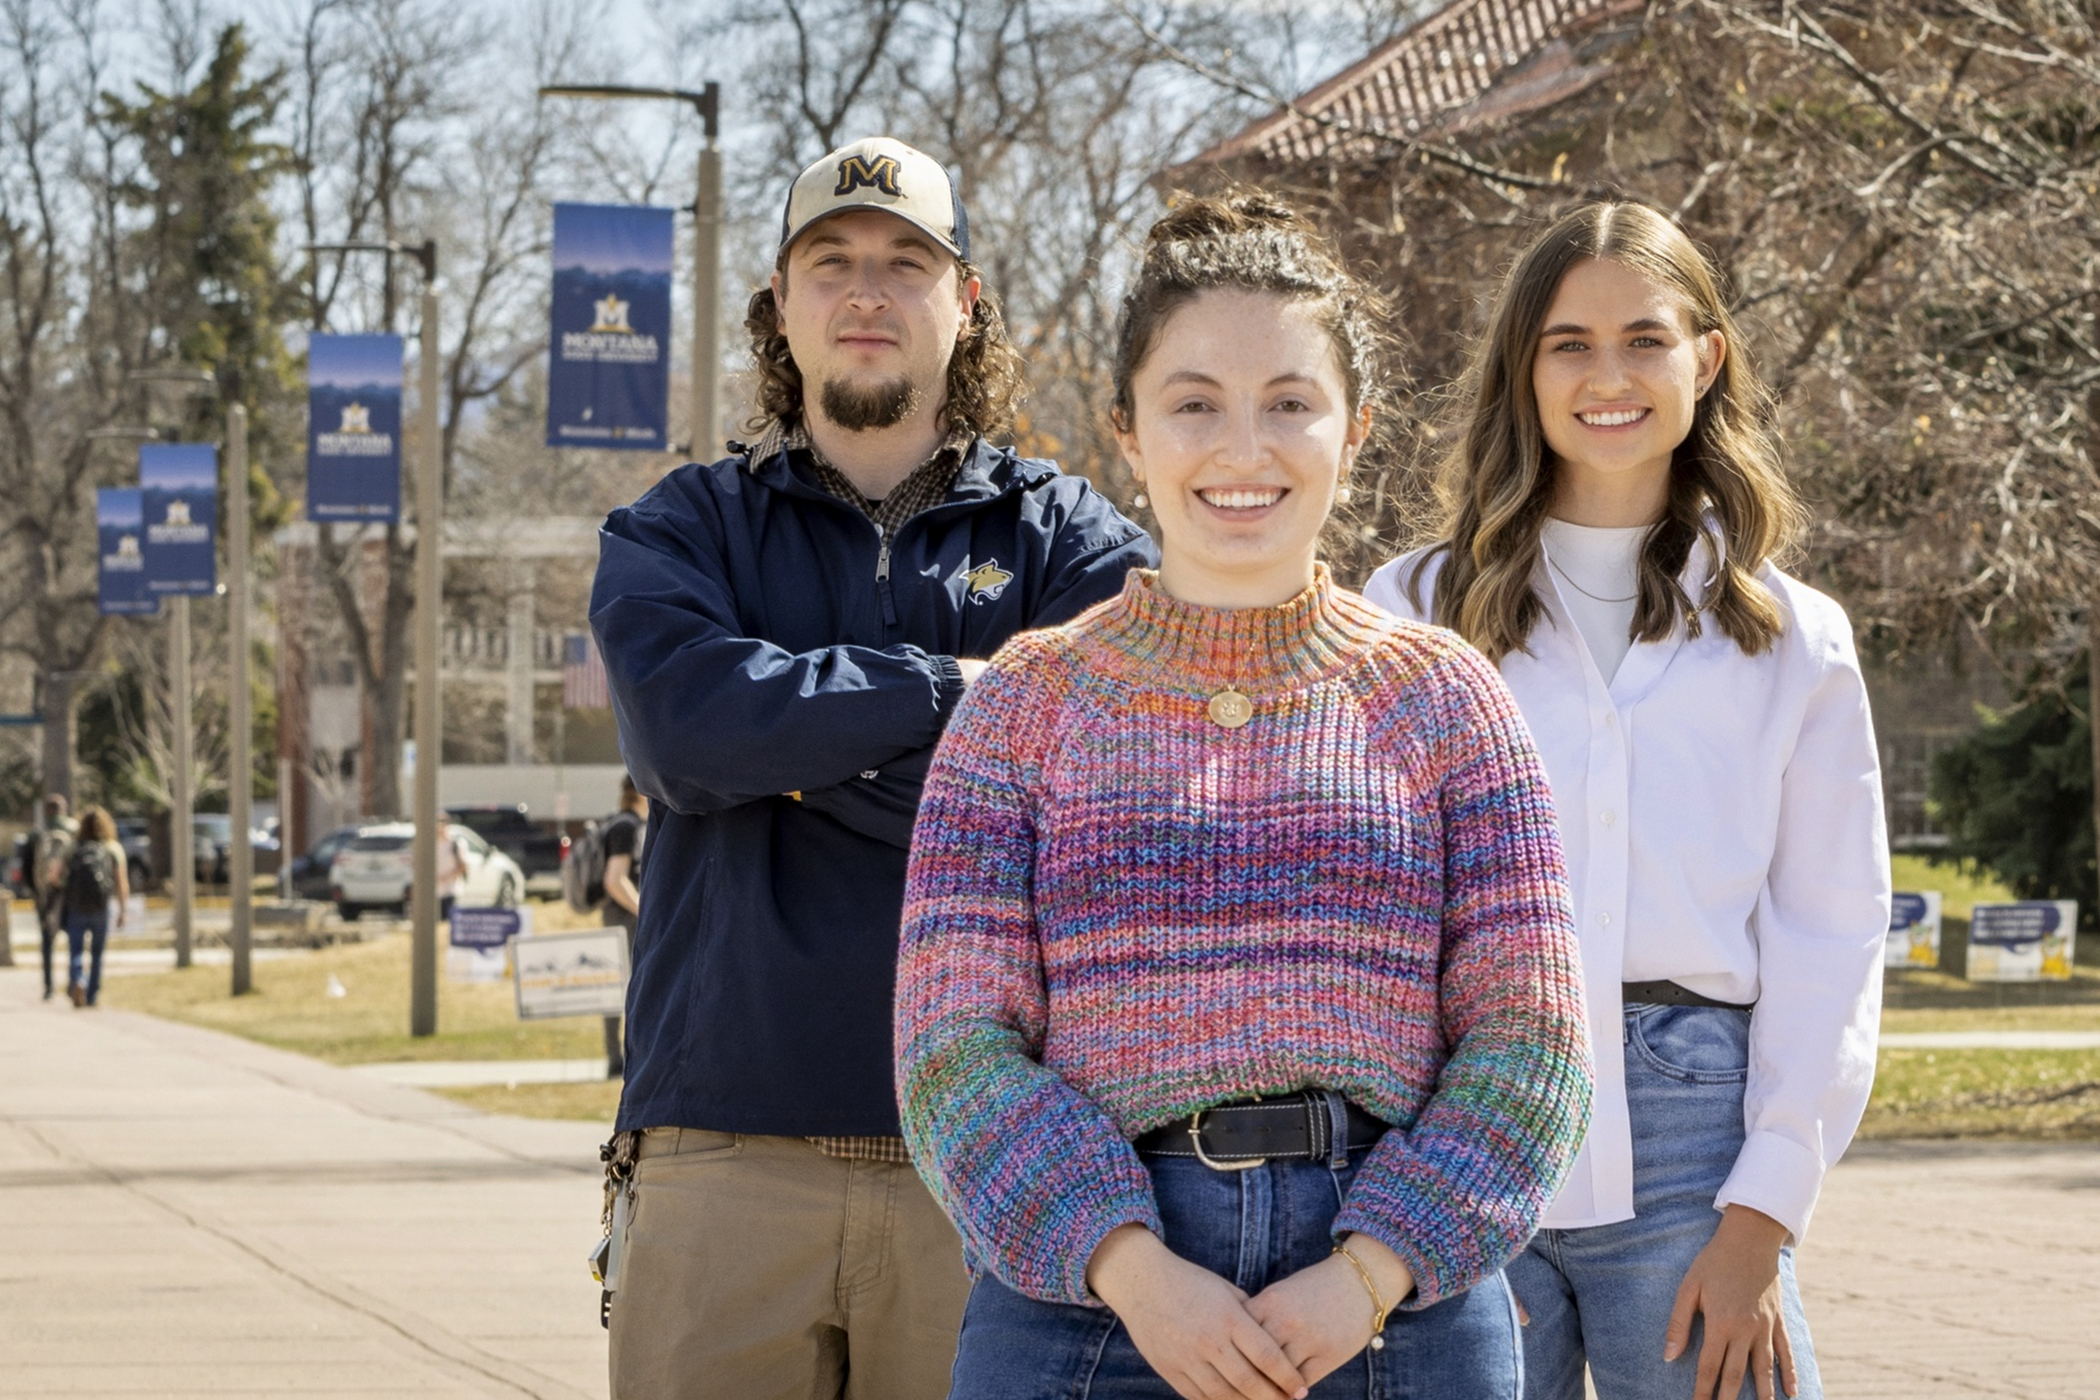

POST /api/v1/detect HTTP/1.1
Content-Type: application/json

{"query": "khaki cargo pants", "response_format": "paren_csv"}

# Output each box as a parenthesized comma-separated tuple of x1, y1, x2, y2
(609, 1129, 970, 1400)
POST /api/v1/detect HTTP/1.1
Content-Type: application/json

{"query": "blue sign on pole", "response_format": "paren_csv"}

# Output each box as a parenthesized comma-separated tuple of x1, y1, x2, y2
(308, 333, 403, 522)
(139, 443, 217, 596)
(96, 488, 157, 616)
(449, 905, 525, 950)
(547, 203, 674, 451)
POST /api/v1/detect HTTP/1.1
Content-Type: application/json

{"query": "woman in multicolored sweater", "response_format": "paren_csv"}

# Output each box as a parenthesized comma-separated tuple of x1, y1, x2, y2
(894, 193, 1593, 1400)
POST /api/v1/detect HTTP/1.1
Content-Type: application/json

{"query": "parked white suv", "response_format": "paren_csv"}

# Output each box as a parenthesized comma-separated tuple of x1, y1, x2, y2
(328, 822, 524, 921)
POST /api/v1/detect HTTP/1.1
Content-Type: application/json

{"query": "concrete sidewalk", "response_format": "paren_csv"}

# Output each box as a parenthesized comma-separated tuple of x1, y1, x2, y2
(0, 967, 607, 1398)
(1800, 1138, 2100, 1398)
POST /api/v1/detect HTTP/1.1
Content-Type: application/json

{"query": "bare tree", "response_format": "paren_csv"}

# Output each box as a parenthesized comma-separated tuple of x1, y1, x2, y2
(0, 0, 137, 803)
(673, 0, 1260, 491)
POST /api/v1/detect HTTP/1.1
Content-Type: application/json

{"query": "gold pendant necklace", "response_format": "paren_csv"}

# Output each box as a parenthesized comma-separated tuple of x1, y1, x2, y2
(1207, 686, 1253, 730)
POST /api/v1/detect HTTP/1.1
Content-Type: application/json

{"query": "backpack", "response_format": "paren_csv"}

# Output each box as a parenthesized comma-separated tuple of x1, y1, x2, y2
(562, 811, 641, 912)
(561, 819, 610, 913)
(63, 842, 115, 916)
(32, 826, 73, 898)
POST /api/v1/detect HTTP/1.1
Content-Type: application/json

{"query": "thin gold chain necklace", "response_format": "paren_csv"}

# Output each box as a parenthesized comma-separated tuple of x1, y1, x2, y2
(1544, 547, 1638, 605)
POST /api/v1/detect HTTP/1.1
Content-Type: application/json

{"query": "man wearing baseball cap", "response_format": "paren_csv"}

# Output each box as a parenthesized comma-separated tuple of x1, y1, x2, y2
(591, 137, 1155, 1396)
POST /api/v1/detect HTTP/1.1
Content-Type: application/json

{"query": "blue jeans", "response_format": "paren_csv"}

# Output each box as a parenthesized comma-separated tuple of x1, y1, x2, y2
(949, 1147, 1522, 1399)
(1509, 1005, 1821, 1400)
(63, 909, 110, 1005)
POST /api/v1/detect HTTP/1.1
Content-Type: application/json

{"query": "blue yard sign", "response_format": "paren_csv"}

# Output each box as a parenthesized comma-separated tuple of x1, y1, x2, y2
(1966, 899, 2077, 982)
(308, 333, 403, 521)
(96, 488, 156, 616)
(139, 443, 217, 596)
(547, 203, 674, 451)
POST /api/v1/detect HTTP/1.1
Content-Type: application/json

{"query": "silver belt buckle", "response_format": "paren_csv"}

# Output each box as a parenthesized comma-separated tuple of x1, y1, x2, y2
(1188, 1109, 1265, 1172)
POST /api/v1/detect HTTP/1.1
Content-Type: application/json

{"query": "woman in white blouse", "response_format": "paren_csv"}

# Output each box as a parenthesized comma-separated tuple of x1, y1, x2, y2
(1366, 202, 1888, 1400)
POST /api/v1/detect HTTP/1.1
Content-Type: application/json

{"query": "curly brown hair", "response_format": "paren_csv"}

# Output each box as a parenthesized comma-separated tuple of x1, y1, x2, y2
(742, 260, 1027, 441)
(1111, 190, 1395, 436)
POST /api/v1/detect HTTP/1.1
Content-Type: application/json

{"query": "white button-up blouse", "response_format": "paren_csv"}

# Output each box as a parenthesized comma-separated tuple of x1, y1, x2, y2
(1365, 545, 1889, 1241)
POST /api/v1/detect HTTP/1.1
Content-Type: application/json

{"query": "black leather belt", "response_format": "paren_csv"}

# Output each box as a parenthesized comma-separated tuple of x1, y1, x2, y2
(1623, 980, 1755, 1012)
(1134, 1090, 1389, 1170)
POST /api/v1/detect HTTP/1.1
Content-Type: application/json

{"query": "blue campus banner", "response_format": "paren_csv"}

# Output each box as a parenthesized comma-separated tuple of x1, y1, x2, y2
(139, 443, 217, 596)
(547, 203, 674, 451)
(96, 488, 156, 616)
(308, 333, 403, 521)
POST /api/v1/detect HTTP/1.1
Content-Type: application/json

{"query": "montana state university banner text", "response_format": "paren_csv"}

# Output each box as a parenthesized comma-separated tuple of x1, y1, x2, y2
(547, 203, 673, 451)
(97, 487, 155, 616)
(308, 333, 403, 522)
(139, 443, 217, 596)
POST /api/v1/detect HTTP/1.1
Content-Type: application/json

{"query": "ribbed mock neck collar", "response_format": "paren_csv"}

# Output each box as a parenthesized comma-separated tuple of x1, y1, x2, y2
(1107, 563, 1363, 693)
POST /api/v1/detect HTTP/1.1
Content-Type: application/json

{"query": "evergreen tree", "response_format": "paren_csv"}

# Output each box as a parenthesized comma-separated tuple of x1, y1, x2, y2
(1929, 666, 2097, 926)
(102, 22, 298, 531)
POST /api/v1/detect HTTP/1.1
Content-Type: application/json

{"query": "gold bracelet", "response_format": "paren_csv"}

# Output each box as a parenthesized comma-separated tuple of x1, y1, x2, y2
(1332, 1240, 1390, 1350)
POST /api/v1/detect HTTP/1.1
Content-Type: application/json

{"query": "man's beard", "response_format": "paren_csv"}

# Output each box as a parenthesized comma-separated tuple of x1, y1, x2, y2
(819, 374, 922, 432)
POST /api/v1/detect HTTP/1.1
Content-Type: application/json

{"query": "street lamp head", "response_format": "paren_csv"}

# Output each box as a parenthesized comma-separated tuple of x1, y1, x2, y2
(307, 238, 439, 282)
(538, 81, 719, 139)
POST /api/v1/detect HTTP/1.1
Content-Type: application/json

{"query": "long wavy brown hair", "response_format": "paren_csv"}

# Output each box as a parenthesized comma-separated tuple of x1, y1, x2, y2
(742, 259, 1027, 441)
(1407, 201, 1805, 661)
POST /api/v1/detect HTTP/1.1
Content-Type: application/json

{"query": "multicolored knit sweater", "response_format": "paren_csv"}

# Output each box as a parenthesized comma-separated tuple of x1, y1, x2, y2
(895, 566, 1592, 1307)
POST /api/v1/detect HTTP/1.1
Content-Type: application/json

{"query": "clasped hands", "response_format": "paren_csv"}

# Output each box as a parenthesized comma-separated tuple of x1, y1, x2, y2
(1085, 1223, 1414, 1400)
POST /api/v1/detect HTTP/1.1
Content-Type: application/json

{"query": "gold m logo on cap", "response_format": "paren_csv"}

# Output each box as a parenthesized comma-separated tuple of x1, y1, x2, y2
(834, 153, 904, 197)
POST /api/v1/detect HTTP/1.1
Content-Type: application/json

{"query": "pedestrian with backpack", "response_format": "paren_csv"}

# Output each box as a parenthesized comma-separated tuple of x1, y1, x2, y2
(26, 794, 77, 1001)
(49, 806, 127, 1008)
(597, 775, 647, 1078)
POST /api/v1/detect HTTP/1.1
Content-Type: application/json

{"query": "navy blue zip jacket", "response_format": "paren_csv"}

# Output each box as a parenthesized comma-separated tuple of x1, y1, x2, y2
(593, 435, 1156, 1136)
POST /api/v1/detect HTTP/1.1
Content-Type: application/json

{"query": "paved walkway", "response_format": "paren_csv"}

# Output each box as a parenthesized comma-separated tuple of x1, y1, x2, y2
(3, 962, 2096, 1397)
(0, 968, 607, 1398)
(1799, 1139, 2100, 1397)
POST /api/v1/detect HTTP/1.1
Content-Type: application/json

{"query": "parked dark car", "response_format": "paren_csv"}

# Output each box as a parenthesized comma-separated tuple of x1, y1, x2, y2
(443, 804, 568, 897)
(189, 813, 277, 887)
(113, 817, 153, 889)
(6, 833, 31, 899)
(289, 825, 366, 903)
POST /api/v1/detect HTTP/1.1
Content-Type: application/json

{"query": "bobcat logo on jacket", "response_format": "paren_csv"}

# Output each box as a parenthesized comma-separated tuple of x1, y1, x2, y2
(834, 153, 904, 198)
(960, 558, 1014, 603)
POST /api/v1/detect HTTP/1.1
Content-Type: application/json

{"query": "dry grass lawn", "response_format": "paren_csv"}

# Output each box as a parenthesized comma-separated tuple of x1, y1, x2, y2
(99, 914, 609, 1065)
(1860, 1048, 2100, 1140)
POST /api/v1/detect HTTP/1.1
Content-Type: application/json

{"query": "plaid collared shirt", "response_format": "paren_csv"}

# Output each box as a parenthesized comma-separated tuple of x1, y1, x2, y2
(746, 418, 970, 1166)
(747, 418, 973, 537)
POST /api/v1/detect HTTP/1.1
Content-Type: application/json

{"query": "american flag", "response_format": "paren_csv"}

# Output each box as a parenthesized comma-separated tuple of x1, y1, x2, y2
(563, 632, 610, 709)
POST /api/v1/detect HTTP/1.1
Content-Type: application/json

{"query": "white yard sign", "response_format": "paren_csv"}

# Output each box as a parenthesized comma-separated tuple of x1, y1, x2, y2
(513, 927, 630, 1019)
(448, 905, 528, 983)
(1885, 891, 1943, 969)
(1966, 900, 2077, 983)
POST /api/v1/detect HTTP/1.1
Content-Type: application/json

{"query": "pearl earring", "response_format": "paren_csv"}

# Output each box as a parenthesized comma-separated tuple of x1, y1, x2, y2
(1132, 486, 1149, 509)
(1336, 483, 1354, 505)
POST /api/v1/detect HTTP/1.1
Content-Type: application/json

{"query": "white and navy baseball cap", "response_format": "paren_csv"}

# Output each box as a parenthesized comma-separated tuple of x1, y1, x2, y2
(779, 137, 970, 262)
